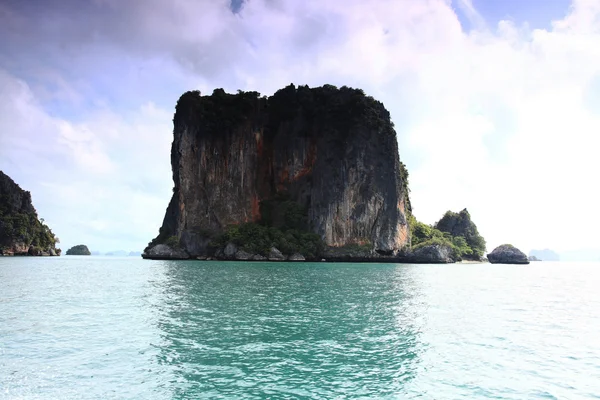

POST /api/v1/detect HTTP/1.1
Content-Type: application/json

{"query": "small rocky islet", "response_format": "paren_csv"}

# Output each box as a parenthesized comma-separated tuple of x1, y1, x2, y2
(488, 244, 530, 264)
(142, 84, 492, 263)
(65, 244, 91, 256)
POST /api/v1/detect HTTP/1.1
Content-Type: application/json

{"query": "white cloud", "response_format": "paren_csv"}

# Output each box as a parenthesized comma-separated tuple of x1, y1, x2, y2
(1, 0, 600, 255)
(0, 70, 173, 252)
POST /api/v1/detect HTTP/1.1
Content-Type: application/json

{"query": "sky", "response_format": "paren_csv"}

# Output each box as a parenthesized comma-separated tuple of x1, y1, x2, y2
(1, 0, 599, 256)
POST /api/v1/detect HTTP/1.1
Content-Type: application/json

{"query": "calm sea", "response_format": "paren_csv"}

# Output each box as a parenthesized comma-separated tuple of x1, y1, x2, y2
(1, 257, 599, 399)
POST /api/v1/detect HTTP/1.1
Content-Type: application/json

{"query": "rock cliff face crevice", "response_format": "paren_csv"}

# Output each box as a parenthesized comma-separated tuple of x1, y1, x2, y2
(145, 84, 410, 259)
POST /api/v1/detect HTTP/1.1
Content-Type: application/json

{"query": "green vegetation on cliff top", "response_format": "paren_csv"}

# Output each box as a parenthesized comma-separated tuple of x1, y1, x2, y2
(175, 84, 396, 140)
(0, 171, 60, 254)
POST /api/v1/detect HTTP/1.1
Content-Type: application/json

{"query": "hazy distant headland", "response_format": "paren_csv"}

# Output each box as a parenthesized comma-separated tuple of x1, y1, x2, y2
(529, 249, 560, 261)
(528, 248, 600, 262)
(103, 250, 142, 256)
(142, 85, 490, 263)
(85, 250, 142, 256)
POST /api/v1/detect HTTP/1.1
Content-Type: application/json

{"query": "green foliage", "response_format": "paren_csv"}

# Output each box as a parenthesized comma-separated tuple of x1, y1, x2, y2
(145, 227, 171, 251)
(206, 194, 323, 258)
(434, 208, 486, 258)
(399, 161, 412, 215)
(210, 194, 323, 258)
(0, 212, 58, 250)
(165, 236, 180, 248)
(211, 222, 323, 259)
(408, 215, 432, 246)
(174, 84, 396, 143)
(259, 194, 308, 231)
(267, 84, 394, 138)
(174, 89, 262, 135)
(451, 235, 473, 257)
(413, 236, 453, 250)
(0, 172, 58, 251)
(409, 213, 483, 261)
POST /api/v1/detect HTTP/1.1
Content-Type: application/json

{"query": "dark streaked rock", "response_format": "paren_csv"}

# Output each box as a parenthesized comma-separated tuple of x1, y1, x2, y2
(142, 244, 189, 260)
(488, 244, 529, 264)
(406, 244, 454, 264)
(235, 249, 252, 260)
(145, 85, 410, 260)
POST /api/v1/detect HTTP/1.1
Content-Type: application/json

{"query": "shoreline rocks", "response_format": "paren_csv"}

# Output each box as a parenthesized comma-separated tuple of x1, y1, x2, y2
(142, 244, 189, 260)
(142, 243, 459, 264)
(288, 253, 306, 261)
(404, 244, 455, 264)
(268, 247, 286, 261)
(1, 244, 61, 256)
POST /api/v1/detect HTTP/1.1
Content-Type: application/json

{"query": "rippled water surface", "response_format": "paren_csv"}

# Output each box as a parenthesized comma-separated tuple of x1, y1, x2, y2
(1, 257, 600, 399)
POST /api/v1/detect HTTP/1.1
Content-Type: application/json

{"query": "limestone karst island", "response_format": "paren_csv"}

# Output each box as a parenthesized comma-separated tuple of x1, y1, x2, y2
(143, 84, 492, 263)
(0, 171, 60, 256)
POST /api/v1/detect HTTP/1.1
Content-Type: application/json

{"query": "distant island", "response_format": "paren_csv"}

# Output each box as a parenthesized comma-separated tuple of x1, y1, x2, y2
(0, 171, 61, 256)
(66, 244, 91, 255)
(142, 85, 489, 263)
(105, 250, 127, 256)
(529, 249, 560, 261)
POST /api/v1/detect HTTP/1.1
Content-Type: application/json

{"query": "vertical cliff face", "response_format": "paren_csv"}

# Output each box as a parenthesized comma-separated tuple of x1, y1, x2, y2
(146, 84, 410, 258)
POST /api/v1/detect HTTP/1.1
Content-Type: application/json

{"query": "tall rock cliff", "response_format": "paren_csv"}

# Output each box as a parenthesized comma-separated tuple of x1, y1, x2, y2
(0, 171, 60, 256)
(145, 84, 411, 259)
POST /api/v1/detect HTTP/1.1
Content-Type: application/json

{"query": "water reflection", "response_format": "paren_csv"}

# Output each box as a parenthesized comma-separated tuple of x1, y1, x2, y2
(153, 261, 426, 398)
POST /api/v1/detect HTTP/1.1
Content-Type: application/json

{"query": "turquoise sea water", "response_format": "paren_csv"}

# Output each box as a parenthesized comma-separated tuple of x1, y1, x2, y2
(1, 257, 599, 399)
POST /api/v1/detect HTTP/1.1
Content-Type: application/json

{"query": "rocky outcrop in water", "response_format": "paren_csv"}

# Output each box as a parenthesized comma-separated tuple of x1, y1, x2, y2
(488, 244, 529, 264)
(144, 85, 411, 260)
(0, 171, 60, 256)
(143, 244, 189, 260)
(66, 244, 91, 255)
